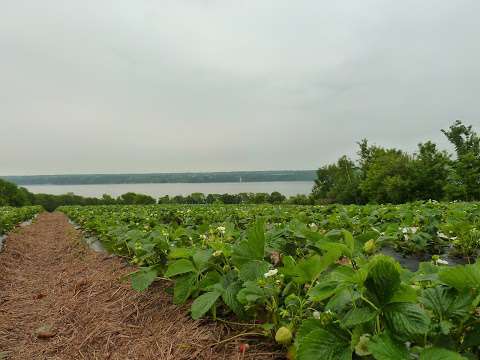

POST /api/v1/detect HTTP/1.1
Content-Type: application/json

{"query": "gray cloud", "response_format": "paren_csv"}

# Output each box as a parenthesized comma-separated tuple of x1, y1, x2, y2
(1, 0, 479, 175)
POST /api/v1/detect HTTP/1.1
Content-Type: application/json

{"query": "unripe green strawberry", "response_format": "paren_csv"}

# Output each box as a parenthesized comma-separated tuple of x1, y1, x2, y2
(275, 326, 292, 345)
(363, 239, 377, 254)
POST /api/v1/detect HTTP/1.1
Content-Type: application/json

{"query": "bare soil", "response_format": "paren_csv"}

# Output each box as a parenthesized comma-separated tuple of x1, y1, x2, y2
(0, 213, 281, 360)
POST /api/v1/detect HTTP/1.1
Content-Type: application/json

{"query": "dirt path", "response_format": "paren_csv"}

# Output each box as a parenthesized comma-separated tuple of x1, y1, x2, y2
(0, 213, 279, 360)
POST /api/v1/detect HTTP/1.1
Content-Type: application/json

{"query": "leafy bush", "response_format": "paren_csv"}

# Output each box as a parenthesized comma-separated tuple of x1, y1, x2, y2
(313, 121, 480, 204)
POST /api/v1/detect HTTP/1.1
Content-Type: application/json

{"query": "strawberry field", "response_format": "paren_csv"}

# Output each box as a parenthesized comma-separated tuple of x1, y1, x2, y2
(0, 206, 42, 236)
(59, 202, 480, 359)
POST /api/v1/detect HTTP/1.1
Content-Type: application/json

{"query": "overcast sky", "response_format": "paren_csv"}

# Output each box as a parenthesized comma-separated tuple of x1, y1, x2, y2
(1, 1, 479, 175)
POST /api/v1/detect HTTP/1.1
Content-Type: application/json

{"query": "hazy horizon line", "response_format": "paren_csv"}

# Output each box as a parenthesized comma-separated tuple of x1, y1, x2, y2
(1, 169, 316, 178)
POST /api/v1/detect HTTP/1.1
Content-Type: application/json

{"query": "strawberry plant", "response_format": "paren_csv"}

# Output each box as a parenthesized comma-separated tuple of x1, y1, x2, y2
(0, 206, 42, 235)
(59, 202, 480, 358)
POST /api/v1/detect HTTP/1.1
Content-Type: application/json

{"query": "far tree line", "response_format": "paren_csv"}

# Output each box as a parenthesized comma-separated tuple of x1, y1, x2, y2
(0, 180, 305, 211)
(1, 120, 478, 209)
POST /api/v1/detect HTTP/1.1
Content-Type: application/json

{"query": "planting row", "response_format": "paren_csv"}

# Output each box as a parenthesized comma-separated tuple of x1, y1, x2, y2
(0, 206, 42, 235)
(59, 203, 480, 359)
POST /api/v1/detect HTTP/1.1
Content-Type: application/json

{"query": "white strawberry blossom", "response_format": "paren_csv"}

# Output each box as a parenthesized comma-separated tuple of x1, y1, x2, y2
(401, 226, 418, 234)
(264, 269, 278, 278)
(437, 232, 450, 239)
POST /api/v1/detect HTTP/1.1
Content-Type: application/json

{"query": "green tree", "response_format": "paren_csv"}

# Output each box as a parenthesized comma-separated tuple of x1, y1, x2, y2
(158, 195, 171, 204)
(219, 193, 241, 204)
(442, 120, 480, 200)
(206, 194, 222, 204)
(117, 192, 156, 205)
(237, 192, 254, 204)
(101, 194, 117, 205)
(189, 192, 206, 204)
(172, 195, 187, 204)
(359, 149, 414, 204)
(287, 194, 313, 205)
(0, 179, 31, 207)
(312, 156, 362, 204)
(268, 191, 286, 204)
(357, 138, 381, 174)
(252, 192, 269, 204)
(411, 141, 451, 200)
(442, 120, 480, 156)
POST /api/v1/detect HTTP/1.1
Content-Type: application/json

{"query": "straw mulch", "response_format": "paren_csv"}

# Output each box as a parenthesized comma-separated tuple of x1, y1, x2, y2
(0, 212, 282, 359)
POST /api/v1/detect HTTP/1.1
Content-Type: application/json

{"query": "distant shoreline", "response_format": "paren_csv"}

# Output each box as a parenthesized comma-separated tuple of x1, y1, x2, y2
(23, 181, 314, 198)
(2, 170, 316, 186)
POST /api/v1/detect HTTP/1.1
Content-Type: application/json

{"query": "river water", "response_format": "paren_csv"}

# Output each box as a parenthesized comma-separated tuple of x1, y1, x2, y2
(25, 181, 314, 198)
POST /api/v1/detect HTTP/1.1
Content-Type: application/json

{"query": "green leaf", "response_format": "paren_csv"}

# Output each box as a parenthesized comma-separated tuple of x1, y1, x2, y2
(173, 273, 196, 304)
(221, 281, 245, 317)
(308, 267, 365, 303)
(326, 288, 356, 313)
(130, 266, 159, 292)
(209, 241, 233, 257)
(342, 230, 355, 256)
(368, 333, 410, 360)
(390, 284, 418, 303)
(439, 320, 453, 335)
(197, 271, 222, 291)
(412, 262, 439, 282)
(365, 255, 401, 306)
(330, 266, 358, 283)
(125, 229, 144, 244)
(295, 319, 323, 346)
(419, 286, 452, 319)
(236, 281, 275, 304)
(448, 290, 476, 319)
(308, 280, 339, 302)
(192, 249, 213, 272)
(294, 248, 341, 284)
(419, 347, 467, 360)
(315, 240, 351, 259)
(191, 291, 221, 320)
(342, 307, 378, 328)
(232, 219, 265, 266)
(238, 260, 271, 282)
(297, 328, 352, 360)
(165, 259, 196, 278)
(294, 255, 323, 284)
(281, 255, 297, 277)
(384, 302, 430, 339)
(439, 262, 480, 291)
(168, 247, 195, 259)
